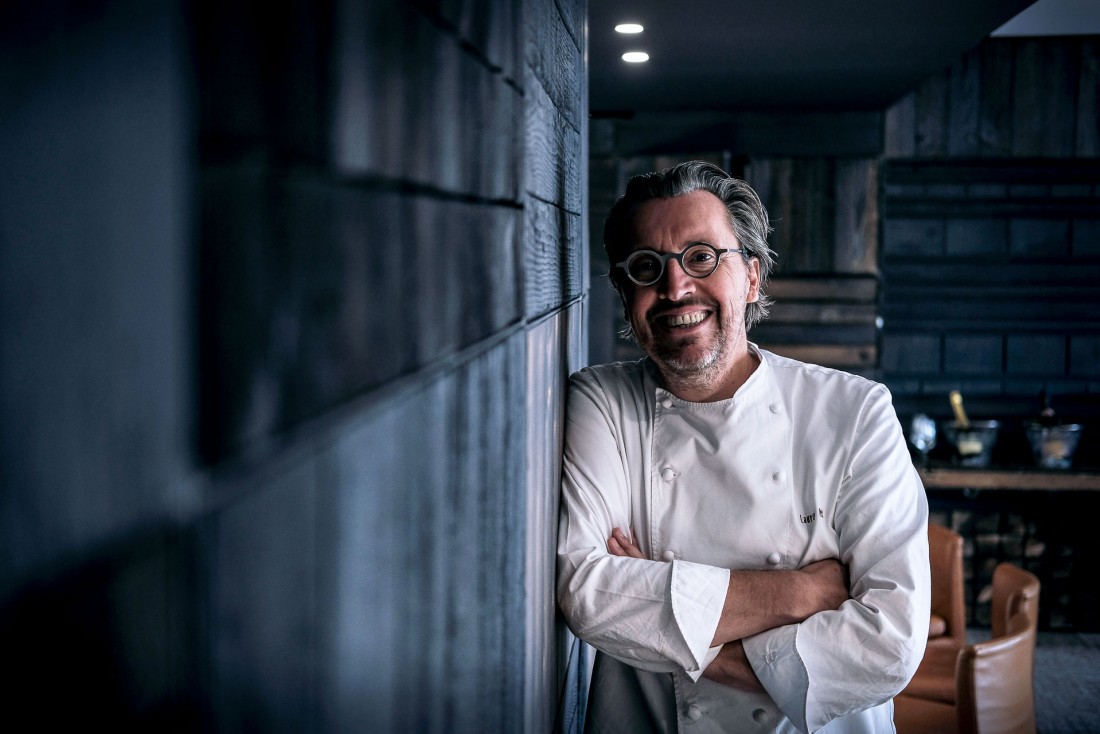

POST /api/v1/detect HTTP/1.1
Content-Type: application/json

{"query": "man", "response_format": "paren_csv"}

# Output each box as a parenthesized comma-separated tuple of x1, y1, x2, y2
(557, 161, 930, 733)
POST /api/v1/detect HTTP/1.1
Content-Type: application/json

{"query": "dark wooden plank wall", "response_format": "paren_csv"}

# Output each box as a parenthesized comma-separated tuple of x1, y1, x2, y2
(881, 38, 1100, 465)
(0, 0, 588, 731)
(746, 158, 880, 373)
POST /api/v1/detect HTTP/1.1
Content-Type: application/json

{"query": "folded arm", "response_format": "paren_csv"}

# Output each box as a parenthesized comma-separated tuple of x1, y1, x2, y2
(608, 528, 847, 646)
(608, 528, 848, 692)
(743, 387, 931, 732)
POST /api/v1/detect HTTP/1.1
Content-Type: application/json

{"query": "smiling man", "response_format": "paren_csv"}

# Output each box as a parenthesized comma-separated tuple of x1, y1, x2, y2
(557, 161, 930, 733)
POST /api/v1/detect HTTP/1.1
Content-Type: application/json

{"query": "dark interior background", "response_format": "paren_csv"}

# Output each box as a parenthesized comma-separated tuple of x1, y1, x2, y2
(1, 0, 1098, 731)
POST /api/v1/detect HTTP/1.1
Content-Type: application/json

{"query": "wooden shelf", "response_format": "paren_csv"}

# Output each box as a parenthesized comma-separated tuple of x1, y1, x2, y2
(918, 465, 1100, 492)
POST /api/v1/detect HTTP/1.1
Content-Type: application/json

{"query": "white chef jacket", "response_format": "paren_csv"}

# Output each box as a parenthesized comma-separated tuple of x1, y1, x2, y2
(557, 346, 930, 734)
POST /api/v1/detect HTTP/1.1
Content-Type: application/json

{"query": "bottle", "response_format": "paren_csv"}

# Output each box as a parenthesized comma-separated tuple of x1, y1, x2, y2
(949, 390, 970, 429)
(1036, 389, 1058, 427)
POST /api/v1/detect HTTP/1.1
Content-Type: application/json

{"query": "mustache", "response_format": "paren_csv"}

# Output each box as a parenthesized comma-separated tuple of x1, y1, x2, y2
(646, 298, 717, 322)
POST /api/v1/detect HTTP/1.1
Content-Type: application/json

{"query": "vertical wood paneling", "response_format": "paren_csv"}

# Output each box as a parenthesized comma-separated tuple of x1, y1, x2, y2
(978, 39, 1014, 156)
(525, 65, 583, 215)
(211, 458, 319, 733)
(947, 49, 981, 156)
(890, 37, 1099, 162)
(331, 0, 520, 200)
(915, 73, 949, 157)
(439, 0, 522, 83)
(833, 159, 878, 274)
(320, 378, 455, 734)
(0, 0, 189, 578)
(1077, 39, 1100, 157)
(524, 0, 583, 133)
(884, 92, 916, 158)
(1012, 39, 1078, 157)
(525, 197, 583, 319)
(3, 1, 587, 732)
(522, 1, 588, 729)
(315, 337, 529, 734)
(524, 306, 577, 734)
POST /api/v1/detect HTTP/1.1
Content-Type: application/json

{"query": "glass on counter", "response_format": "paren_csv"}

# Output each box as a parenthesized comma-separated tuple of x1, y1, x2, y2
(1026, 423, 1083, 469)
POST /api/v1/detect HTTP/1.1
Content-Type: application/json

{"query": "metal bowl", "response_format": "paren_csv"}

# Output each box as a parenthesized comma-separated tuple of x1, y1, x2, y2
(943, 420, 1000, 467)
(1026, 423, 1083, 469)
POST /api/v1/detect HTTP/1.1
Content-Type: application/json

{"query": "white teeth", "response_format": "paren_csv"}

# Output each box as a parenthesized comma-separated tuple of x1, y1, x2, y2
(666, 311, 706, 326)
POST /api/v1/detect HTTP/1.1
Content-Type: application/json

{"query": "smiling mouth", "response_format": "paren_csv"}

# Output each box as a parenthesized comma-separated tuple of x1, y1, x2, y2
(661, 310, 708, 327)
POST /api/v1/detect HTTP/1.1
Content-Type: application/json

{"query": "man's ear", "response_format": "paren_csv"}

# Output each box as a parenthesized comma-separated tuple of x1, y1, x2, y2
(746, 258, 761, 303)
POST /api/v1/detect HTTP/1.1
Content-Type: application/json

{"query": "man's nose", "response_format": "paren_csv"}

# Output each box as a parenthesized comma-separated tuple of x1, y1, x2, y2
(658, 257, 694, 300)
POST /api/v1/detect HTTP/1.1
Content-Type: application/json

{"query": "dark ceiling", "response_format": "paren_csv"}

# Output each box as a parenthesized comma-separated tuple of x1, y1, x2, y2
(589, 0, 1037, 115)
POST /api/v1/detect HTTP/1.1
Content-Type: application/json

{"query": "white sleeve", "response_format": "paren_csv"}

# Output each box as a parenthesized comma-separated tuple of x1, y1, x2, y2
(556, 371, 730, 675)
(743, 384, 930, 733)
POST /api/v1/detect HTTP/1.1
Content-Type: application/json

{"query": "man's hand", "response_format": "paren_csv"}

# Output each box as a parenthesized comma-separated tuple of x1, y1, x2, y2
(608, 527, 644, 558)
(798, 558, 850, 617)
(606, 529, 849, 645)
(701, 641, 764, 692)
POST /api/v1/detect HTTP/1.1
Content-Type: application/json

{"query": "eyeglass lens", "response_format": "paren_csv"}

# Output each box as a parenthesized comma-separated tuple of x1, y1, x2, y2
(627, 244, 722, 285)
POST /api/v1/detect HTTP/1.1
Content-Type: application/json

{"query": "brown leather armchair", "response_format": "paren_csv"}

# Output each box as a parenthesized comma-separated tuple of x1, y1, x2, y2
(894, 562, 1041, 734)
(927, 523, 967, 647)
(902, 523, 967, 704)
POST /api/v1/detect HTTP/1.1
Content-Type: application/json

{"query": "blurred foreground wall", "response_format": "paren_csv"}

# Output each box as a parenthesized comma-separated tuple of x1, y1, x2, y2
(0, 1, 588, 730)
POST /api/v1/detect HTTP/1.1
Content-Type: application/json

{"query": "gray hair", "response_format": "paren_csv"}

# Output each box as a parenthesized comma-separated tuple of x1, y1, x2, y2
(603, 160, 776, 330)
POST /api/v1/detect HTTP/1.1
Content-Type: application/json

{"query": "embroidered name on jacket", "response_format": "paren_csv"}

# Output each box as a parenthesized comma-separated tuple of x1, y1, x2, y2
(800, 508, 825, 524)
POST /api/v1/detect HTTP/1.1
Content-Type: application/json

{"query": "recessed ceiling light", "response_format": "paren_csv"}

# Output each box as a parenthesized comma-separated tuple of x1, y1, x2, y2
(615, 23, 644, 34)
(622, 51, 649, 63)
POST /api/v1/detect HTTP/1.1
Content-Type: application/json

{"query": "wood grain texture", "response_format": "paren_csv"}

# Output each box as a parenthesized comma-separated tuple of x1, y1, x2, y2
(880, 142, 1100, 424)
(1012, 39, 1077, 157)
(2, 0, 588, 731)
(767, 277, 878, 302)
(525, 196, 583, 319)
(915, 73, 949, 157)
(524, 0, 583, 133)
(1006, 335, 1067, 377)
(884, 92, 917, 158)
(331, 0, 520, 201)
(947, 48, 981, 156)
(833, 159, 878, 274)
(438, 0, 522, 82)
(978, 39, 1014, 157)
(525, 60, 583, 214)
(1077, 39, 1100, 157)
(211, 458, 320, 732)
(760, 344, 877, 369)
(524, 303, 586, 734)
(881, 334, 942, 374)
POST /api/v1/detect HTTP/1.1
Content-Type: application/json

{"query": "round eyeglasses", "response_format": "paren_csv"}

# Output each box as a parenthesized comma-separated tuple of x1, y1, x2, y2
(615, 243, 744, 286)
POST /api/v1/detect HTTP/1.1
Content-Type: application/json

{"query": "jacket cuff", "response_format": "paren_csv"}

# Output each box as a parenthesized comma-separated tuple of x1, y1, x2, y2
(669, 560, 730, 675)
(744, 625, 811, 733)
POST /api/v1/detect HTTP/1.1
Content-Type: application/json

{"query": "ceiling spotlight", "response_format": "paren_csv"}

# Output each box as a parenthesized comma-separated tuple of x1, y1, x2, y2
(615, 23, 644, 34)
(622, 51, 650, 63)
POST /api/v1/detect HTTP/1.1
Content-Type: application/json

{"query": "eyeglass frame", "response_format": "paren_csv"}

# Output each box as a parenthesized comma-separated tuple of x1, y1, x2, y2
(614, 243, 747, 286)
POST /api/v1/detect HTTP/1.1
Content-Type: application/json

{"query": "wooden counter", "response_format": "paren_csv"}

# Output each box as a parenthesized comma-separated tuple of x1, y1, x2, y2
(918, 465, 1100, 492)
(918, 464, 1100, 631)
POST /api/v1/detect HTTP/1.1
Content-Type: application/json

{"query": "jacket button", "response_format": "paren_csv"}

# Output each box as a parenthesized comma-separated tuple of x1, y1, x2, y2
(769, 403, 780, 413)
(661, 467, 676, 482)
(687, 704, 702, 721)
(771, 471, 783, 482)
(752, 708, 772, 724)
(662, 549, 676, 562)
(766, 552, 781, 565)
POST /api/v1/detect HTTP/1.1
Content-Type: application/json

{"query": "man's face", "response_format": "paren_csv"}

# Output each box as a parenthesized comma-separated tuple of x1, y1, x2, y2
(621, 190, 760, 383)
